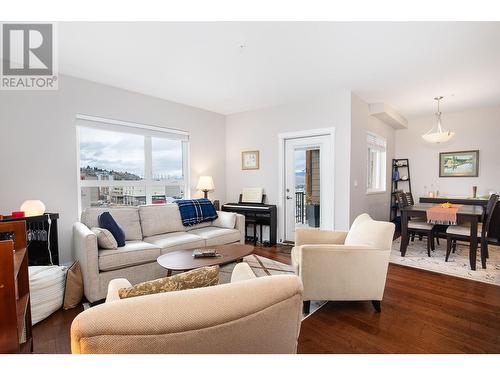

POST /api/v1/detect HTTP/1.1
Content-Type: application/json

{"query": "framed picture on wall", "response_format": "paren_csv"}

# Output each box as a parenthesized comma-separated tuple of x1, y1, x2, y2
(242, 150, 260, 170)
(439, 150, 479, 177)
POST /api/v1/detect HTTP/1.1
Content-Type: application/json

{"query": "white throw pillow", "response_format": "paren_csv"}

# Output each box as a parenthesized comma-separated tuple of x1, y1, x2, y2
(29, 266, 67, 325)
(344, 213, 395, 250)
(213, 211, 237, 229)
(91, 227, 118, 249)
(344, 213, 372, 246)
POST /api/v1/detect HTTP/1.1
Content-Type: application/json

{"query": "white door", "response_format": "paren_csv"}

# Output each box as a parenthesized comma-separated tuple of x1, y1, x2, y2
(283, 135, 334, 242)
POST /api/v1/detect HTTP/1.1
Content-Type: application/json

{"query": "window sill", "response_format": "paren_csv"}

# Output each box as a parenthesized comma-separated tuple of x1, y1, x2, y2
(366, 189, 387, 195)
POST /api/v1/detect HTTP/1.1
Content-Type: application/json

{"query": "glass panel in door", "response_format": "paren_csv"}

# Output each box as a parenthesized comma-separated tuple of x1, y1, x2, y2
(295, 148, 321, 230)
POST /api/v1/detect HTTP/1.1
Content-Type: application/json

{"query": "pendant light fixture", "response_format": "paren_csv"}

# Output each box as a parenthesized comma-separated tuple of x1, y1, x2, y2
(422, 96, 455, 143)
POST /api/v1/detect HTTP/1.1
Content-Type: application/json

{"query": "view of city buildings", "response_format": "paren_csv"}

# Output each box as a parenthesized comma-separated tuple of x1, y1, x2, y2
(80, 166, 183, 208)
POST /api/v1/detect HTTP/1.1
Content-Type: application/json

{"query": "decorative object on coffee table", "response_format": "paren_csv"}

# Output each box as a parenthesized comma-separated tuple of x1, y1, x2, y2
(242, 150, 260, 170)
(192, 248, 220, 258)
(157, 243, 254, 276)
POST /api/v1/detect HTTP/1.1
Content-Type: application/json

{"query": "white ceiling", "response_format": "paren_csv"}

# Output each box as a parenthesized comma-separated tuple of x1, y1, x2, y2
(59, 22, 500, 118)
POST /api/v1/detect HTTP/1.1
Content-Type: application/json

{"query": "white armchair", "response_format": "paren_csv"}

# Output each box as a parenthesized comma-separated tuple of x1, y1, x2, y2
(291, 213, 395, 313)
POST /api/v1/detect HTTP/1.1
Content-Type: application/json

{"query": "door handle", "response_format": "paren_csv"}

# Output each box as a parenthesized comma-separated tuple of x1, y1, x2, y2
(286, 196, 293, 200)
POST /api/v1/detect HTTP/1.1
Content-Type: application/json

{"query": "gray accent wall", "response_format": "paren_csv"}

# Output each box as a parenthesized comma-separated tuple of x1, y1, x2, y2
(350, 94, 396, 222)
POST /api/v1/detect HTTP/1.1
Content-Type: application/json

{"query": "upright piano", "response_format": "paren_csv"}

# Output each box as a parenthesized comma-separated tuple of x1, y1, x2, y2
(222, 194, 277, 246)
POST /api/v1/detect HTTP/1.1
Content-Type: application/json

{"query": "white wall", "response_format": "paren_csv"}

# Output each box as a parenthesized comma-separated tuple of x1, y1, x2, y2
(0, 75, 226, 264)
(350, 94, 395, 222)
(395, 105, 500, 199)
(225, 90, 352, 240)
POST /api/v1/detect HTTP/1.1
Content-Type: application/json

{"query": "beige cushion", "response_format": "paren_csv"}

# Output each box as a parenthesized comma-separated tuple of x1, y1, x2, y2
(408, 221, 434, 230)
(290, 246, 300, 273)
(213, 211, 237, 229)
(230, 263, 257, 283)
(446, 223, 482, 237)
(81, 208, 143, 241)
(143, 232, 206, 254)
(139, 204, 185, 237)
(344, 213, 395, 251)
(98, 241, 161, 271)
(91, 227, 118, 249)
(188, 227, 241, 246)
(63, 261, 84, 310)
(118, 266, 219, 299)
(411, 217, 426, 222)
(186, 221, 212, 230)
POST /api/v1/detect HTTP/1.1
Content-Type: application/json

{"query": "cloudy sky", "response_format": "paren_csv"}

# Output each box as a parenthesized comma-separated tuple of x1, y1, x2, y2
(295, 149, 305, 174)
(79, 127, 183, 179)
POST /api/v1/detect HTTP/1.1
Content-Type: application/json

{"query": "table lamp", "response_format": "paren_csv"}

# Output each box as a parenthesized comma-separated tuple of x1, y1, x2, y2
(196, 176, 215, 199)
(20, 200, 46, 217)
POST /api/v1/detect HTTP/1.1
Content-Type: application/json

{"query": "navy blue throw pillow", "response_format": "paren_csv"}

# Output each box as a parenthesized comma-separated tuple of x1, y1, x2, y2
(98, 212, 126, 247)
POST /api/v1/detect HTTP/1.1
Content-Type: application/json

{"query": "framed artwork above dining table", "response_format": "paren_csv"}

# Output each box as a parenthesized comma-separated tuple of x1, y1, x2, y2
(439, 150, 479, 177)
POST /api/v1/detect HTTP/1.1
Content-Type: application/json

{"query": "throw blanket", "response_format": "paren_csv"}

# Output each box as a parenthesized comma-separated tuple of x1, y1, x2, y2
(426, 204, 463, 225)
(175, 198, 218, 226)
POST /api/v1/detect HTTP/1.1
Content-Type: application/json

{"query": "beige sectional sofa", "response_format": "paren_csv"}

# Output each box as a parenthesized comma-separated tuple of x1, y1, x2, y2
(73, 204, 245, 302)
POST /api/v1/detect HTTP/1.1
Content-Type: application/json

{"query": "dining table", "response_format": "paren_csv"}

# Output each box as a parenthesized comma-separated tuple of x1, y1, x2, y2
(400, 203, 484, 270)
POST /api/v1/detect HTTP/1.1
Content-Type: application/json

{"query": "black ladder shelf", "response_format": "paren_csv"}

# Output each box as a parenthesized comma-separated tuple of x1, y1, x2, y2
(390, 158, 412, 225)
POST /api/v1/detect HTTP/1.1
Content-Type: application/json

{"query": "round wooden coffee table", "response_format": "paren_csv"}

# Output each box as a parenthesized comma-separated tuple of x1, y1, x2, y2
(157, 244, 254, 276)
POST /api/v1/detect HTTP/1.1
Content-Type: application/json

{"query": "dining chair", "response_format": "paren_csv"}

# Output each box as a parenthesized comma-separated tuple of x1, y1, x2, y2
(445, 194, 499, 265)
(405, 192, 415, 206)
(396, 191, 435, 256)
(405, 191, 439, 242)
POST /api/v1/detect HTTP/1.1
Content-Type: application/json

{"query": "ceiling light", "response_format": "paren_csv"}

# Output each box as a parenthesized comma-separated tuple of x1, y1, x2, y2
(422, 96, 455, 144)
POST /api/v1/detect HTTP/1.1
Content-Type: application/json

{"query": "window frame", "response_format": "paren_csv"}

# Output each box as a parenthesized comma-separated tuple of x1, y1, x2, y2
(76, 115, 190, 214)
(366, 131, 387, 195)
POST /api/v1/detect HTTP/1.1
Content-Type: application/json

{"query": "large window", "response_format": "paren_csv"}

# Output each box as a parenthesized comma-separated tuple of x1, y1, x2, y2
(366, 131, 386, 194)
(77, 115, 189, 211)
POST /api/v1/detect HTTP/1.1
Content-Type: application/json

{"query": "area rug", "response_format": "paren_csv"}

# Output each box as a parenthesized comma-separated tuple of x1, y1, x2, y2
(85, 254, 326, 319)
(391, 237, 500, 286)
(219, 254, 326, 320)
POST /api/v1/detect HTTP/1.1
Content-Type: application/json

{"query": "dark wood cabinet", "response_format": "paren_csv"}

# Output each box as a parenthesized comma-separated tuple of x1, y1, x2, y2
(0, 221, 33, 353)
(0, 213, 59, 266)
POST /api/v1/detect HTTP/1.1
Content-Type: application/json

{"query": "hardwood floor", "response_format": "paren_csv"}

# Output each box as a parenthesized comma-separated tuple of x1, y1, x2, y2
(32, 244, 500, 354)
(32, 303, 82, 354)
(298, 264, 500, 353)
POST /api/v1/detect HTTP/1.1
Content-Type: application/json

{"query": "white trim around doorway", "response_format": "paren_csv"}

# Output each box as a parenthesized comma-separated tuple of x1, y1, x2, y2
(277, 127, 336, 243)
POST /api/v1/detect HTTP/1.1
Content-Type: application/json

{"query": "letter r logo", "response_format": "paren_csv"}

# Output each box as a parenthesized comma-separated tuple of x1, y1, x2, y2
(2, 24, 53, 75)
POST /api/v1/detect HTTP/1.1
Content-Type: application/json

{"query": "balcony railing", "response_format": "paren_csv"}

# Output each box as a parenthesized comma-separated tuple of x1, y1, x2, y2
(295, 191, 305, 224)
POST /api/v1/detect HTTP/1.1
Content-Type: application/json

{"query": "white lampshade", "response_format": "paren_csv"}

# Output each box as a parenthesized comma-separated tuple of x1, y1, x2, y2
(20, 200, 46, 217)
(196, 176, 215, 191)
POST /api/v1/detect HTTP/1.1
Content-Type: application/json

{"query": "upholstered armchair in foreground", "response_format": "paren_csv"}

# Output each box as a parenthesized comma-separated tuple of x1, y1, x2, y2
(292, 214, 395, 313)
(71, 263, 303, 354)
